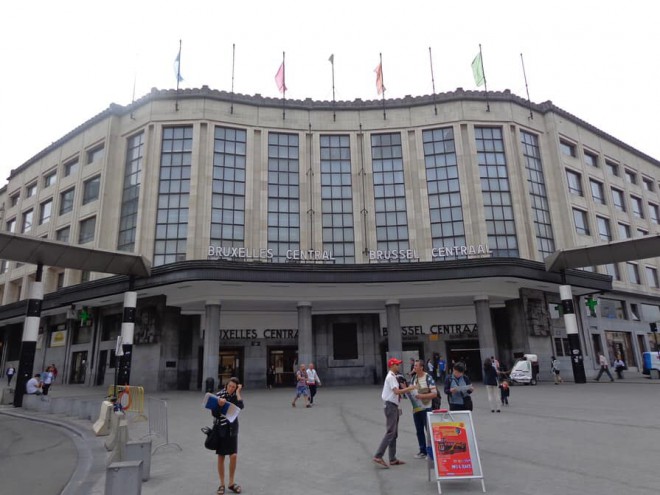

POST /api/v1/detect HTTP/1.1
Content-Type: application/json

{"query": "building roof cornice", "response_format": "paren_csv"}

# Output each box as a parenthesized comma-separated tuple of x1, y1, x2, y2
(10, 86, 660, 178)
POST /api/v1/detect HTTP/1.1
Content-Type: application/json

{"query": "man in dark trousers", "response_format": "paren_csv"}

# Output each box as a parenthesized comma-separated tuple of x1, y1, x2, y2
(373, 358, 415, 468)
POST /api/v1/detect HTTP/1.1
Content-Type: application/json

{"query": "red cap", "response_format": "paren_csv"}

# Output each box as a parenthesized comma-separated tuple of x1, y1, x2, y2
(387, 357, 403, 367)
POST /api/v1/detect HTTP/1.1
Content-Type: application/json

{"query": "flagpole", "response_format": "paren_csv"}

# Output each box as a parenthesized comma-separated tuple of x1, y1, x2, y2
(282, 51, 286, 120)
(176, 39, 182, 112)
(479, 44, 490, 112)
(429, 47, 437, 115)
(231, 43, 236, 115)
(380, 53, 386, 120)
(330, 54, 336, 121)
(520, 53, 533, 120)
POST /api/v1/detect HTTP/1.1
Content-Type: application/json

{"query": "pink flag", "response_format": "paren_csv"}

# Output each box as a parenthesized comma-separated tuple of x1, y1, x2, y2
(374, 63, 385, 95)
(275, 62, 287, 93)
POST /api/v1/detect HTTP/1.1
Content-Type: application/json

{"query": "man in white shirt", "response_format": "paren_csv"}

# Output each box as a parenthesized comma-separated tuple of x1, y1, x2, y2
(26, 373, 43, 395)
(594, 353, 614, 382)
(306, 363, 321, 405)
(373, 358, 416, 468)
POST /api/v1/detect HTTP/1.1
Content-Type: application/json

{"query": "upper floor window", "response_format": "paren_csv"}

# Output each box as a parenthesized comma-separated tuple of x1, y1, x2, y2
(6, 218, 16, 233)
(624, 169, 637, 184)
(584, 150, 598, 167)
(572, 208, 589, 235)
(649, 203, 659, 224)
(637, 228, 648, 237)
(56, 226, 70, 243)
(566, 170, 583, 196)
(627, 262, 641, 284)
(560, 140, 576, 157)
(596, 216, 612, 241)
(611, 188, 626, 212)
(39, 199, 53, 225)
(603, 263, 620, 281)
(605, 160, 619, 176)
(631, 196, 644, 219)
(642, 177, 654, 192)
(21, 209, 34, 233)
(10, 192, 19, 207)
(646, 266, 659, 288)
(618, 222, 631, 239)
(590, 179, 605, 205)
(78, 216, 96, 244)
(60, 188, 75, 215)
(44, 170, 56, 188)
(82, 175, 100, 205)
(86, 145, 105, 165)
(26, 182, 37, 198)
(64, 158, 79, 177)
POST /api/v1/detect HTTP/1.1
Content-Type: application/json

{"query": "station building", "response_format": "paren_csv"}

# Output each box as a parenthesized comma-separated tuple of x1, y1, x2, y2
(0, 87, 658, 391)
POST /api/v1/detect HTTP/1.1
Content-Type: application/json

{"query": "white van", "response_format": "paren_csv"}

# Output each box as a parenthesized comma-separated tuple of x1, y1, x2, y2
(642, 352, 660, 379)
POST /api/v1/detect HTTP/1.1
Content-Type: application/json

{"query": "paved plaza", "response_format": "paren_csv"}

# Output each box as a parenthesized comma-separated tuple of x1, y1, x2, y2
(1, 376, 658, 495)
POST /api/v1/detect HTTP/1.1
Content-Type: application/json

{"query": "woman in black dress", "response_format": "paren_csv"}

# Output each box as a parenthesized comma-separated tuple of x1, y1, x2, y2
(213, 377, 244, 494)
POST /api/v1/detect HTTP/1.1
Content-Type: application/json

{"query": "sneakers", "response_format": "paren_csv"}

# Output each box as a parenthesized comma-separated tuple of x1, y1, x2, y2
(414, 452, 427, 459)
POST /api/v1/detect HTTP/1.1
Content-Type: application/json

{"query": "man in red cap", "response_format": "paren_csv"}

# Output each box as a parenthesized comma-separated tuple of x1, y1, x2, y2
(373, 357, 416, 468)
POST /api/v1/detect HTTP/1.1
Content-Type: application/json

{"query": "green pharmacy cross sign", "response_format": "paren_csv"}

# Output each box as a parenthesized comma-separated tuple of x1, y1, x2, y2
(79, 307, 92, 325)
(585, 296, 598, 315)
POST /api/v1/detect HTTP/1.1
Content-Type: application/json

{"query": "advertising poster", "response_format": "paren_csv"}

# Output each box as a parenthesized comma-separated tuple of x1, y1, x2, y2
(431, 422, 473, 477)
(50, 330, 67, 348)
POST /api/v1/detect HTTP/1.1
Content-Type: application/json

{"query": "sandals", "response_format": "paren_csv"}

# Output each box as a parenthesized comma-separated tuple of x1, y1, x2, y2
(390, 459, 406, 466)
(228, 484, 242, 493)
(217, 486, 225, 495)
(372, 457, 389, 468)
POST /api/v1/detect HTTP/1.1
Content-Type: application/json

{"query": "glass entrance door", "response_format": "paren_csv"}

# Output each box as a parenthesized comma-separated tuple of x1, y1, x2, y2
(69, 351, 88, 384)
(268, 347, 297, 387)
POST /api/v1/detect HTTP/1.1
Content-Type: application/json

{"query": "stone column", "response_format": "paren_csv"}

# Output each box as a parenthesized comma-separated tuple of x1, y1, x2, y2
(297, 302, 313, 365)
(203, 302, 221, 388)
(385, 300, 403, 360)
(474, 296, 496, 365)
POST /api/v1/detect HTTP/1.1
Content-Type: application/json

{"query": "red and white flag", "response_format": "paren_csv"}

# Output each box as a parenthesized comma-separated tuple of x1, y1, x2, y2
(275, 62, 287, 93)
(374, 63, 385, 95)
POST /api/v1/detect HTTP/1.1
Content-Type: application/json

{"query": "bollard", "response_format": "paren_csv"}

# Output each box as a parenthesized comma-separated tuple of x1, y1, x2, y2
(104, 411, 124, 450)
(125, 440, 152, 481)
(0, 388, 15, 405)
(105, 460, 142, 495)
(94, 401, 114, 436)
(108, 419, 129, 465)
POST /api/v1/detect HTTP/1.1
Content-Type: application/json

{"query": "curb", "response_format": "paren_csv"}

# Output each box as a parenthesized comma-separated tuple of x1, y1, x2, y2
(0, 408, 107, 495)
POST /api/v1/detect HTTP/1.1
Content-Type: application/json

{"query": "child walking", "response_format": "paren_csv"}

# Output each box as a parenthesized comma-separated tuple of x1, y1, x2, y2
(499, 380, 510, 406)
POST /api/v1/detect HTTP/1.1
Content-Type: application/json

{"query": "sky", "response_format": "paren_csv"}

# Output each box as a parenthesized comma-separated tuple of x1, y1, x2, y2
(1, 1, 658, 183)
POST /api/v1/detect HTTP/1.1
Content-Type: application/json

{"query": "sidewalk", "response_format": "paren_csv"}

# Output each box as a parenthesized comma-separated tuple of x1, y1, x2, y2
(2, 374, 659, 495)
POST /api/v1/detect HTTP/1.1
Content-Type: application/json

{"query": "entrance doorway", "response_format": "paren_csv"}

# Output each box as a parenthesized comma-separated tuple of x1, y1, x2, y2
(268, 347, 297, 387)
(219, 348, 244, 388)
(446, 340, 482, 381)
(96, 350, 107, 386)
(70, 351, 88, 384)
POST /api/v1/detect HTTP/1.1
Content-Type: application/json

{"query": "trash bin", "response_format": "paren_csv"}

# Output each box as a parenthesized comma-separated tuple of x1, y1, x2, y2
(205, 377, 215, 393)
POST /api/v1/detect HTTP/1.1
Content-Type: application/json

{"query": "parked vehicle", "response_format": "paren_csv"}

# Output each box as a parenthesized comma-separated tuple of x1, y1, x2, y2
(509, 354, 538, 386)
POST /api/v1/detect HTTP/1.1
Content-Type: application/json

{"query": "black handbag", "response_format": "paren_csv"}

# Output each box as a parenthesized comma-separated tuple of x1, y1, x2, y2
(202, 425, 223, 450)
(462, 394, 473, 411)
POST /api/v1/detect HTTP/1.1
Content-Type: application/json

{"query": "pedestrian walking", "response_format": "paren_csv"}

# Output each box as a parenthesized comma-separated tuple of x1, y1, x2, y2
(483, 358, 500, 412)
(437, 355, 447, 383)
(444, 362, 474, 411)
(6, 366, 15, 386)
(292, 364, 311, 408)
(613, 357, 626, 379)
(373, 358, 416, 468)
(306, 363, 321, 404)
(499, 380, 510, 406)
(266, 365, 275, 390)
(551, 356, 563, 384)
(42, 366, 54, 395)
(410, 360, 437, 459)
(210, 377, 244, 494)
(594, 353, 614, 382)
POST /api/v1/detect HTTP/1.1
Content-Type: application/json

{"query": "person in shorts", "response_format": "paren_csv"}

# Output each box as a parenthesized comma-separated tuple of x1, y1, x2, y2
(292, 364, 311, 408)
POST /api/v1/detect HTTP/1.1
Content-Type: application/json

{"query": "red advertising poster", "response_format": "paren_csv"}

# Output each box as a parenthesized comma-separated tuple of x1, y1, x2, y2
(431, 422, 473, 477)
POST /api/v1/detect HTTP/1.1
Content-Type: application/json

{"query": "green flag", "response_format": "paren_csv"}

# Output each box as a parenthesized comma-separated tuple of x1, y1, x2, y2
(471, 52, 485, 87)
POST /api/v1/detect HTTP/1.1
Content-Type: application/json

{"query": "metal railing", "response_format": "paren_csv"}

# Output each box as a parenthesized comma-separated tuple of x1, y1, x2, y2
(144, 397, 182, 454)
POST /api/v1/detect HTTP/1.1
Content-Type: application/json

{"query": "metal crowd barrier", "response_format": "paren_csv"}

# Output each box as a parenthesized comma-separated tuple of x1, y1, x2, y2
(144, 397, 182, 454)
(107, 385, 147, 421)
